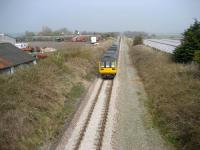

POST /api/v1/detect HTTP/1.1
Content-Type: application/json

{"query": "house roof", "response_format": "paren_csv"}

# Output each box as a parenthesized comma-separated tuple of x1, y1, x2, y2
(0, 43, 35, 69)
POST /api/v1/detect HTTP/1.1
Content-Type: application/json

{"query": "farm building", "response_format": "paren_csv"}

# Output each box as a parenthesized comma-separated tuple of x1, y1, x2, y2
(0, 33, 16, 45)
(0, 43, 36, 74)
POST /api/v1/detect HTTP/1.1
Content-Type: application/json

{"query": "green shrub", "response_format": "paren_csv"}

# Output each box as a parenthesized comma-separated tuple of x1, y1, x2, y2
(173, 20, 200, 63)
(194, 51, 200, 64)
(51, 52, 65, 67)
(133, 35, 143, 46)
(173, 47, 194, 63)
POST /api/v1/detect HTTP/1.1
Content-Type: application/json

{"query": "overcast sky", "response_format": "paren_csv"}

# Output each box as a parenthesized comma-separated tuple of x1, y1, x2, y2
(0, 0, 200, 34)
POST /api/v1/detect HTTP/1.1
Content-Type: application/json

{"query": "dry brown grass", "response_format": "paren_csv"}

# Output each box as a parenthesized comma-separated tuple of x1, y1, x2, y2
(129, 45, 200, 150)
(0, 41, 111, 150)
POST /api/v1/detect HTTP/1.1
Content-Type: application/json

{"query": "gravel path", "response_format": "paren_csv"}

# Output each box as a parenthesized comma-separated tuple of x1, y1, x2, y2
(114, 37, 174, 150)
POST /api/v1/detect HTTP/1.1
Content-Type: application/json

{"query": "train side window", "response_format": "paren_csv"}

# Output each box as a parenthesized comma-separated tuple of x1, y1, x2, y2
(100, 62, 105, 67)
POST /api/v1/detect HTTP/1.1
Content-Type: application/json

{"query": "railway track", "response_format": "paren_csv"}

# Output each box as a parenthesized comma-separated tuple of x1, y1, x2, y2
(63, 79, 114, 150)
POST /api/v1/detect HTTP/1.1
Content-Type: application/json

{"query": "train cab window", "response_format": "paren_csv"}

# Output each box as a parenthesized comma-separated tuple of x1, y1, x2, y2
(106, 61, 111, 68)
(111, 61, 115, 68)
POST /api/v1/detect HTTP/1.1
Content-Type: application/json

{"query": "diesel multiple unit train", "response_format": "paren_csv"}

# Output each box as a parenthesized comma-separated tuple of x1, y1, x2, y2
(99, 42, 119, 79)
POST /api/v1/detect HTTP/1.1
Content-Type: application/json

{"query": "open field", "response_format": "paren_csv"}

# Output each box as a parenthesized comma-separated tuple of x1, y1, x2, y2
(30, 41, 87, 49)
(129, 44, 200, 150)
(30, 40, 107, 50)
(0, 40, 111, 150)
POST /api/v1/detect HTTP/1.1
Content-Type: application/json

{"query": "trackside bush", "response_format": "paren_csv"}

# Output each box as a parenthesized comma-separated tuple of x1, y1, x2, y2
(132, 35, 143, 46)
(130, 45, 200, 150)
(173, 48, 194, 63)
(0, 41, 111, 150)
(194, 51, 200, 64)
(173, 20, 200, 63)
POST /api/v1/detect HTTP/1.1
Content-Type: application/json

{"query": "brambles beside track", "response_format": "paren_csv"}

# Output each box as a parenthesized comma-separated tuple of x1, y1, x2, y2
(129, 44, 200, 150)
(0, 41, 111, 150)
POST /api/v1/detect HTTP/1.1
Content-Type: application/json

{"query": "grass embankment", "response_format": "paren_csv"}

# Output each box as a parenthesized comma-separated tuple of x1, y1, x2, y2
(129, 45, 200, 150)
(0, 42, 111, 150)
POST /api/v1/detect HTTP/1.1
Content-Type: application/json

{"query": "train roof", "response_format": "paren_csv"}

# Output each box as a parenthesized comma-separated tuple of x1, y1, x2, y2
(103, 53, 116, 57)
(105, 50, 117, 55)
(105, 51, 116, 54)
(111, 44, 118, 47)
(101, 56, 116, 61)
(107, 47, 117, 51)
(112, 42, 118, 45)
(103, 50, 117, 56)
(109, 46, 118, 49)
(110, 45, 118, 48)
(100, 42, 119, 62)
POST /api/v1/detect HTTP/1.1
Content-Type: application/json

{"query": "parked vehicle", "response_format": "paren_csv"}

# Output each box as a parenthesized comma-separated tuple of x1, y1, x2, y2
(15, 43, 28, 49)
(90, 36, 97, 44)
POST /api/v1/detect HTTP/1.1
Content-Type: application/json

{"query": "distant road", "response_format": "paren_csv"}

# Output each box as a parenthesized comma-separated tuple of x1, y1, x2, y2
(144, 39, 181, 53)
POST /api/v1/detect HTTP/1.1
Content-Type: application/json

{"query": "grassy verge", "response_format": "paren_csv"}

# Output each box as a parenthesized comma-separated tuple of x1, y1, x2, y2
(129, 45, 200, 150)
(0, 41, 111, 150)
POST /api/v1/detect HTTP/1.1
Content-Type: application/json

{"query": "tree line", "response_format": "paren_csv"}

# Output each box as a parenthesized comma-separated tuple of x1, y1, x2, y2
(173, 19, 200, 64)
(132, 19, 200, 65)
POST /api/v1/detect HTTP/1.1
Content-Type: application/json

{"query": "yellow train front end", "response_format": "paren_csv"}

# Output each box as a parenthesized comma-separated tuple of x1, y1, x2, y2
(99, 60, 117, 79)
(99, 41, 119, 79)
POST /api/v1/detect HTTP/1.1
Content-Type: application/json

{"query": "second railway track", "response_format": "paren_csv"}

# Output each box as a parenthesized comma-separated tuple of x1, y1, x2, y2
(63, 79, 114, 150)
